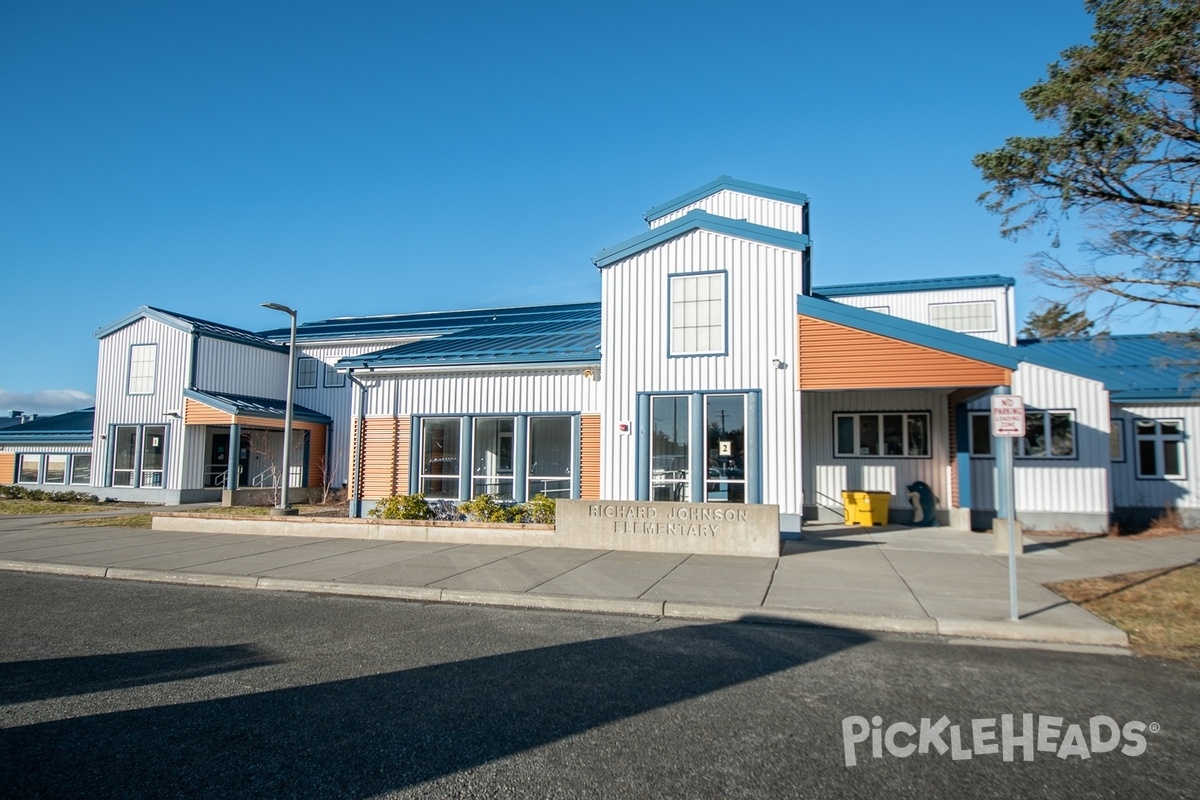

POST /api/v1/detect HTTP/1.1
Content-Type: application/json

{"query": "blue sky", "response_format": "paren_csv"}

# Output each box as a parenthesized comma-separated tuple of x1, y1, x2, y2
(0, 1, 1171, 415)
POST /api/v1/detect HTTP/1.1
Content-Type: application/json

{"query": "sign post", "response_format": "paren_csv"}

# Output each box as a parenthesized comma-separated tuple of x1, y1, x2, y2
(991, 392, 1024, 622)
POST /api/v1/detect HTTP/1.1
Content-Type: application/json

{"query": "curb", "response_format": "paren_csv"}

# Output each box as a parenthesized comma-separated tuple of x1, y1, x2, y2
(0, 559, 1130, 648)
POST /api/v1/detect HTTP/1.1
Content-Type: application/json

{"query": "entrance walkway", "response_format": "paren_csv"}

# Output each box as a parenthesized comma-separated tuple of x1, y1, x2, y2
(2, 513, 1197, 649)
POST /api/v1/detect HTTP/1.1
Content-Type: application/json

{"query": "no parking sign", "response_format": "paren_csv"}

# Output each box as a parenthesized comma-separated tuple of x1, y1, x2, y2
(991, 394, 1025, 437)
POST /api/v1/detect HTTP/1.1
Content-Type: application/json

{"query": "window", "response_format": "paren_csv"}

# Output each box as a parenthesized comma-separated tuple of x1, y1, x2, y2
(864, 305, 890, 315)
(1020, 410, 1074, 458)
(969, 410, 1075, 458)
(1136, 419, 1185, 479)
(970, 413, 992, 456)
(18, 454, 40, 483)
(528, 416, 572, 498)
(128, 344, 157, 395)
(670, 272, 726, 356)
(472, 418, 515, 500)
(835, 412, 930, 458)
(112, 426, 138, 486)
(141, 426, 166, 487)
(1110, 419, 1125, 462)
(929, 301, 996, 333)
(705, 395, 745, 503)
(651, 396, 690, 501)
(71, 454, 92, 485)
(420, 418, 461, 499)
(324, 364, 346, 388)
(296, 357, 318, 388)
(44, 455, 67, 484)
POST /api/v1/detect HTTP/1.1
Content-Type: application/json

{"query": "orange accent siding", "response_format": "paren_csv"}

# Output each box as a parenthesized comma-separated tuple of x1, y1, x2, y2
(357, 417, 410, 500)
(0, 452, 15, 483)
(580, 414, 601, 500)
(184, 397, 232, 425)
(797, 316, 1011, 390)
(306, 424, 327, 489)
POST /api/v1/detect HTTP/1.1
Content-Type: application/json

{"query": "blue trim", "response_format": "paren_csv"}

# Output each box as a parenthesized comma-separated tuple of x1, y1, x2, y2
(636, 394, 650, 501)
(689, 393, 704, 503)
(814, 274, 1016, 298)
(593, 210, 811, 268)
(95, 306, 287, 353)
(643, 176, 809, 223)
(746, 391, 762, 504)
(513, 414, 528, 503)
(667, 270, 729, 358)
(459, 416, 473, 502)
(798, 294, 1022, 370)
(955, 403, 972, 508)
(408, 416, 421, 496)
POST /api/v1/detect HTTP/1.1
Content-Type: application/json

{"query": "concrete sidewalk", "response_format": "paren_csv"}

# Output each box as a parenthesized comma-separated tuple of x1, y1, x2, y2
(1, 513, 1197, 650)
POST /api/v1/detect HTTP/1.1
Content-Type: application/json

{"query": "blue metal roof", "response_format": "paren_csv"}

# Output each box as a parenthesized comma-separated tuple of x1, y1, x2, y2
(260, 301, 599, 344)
(593, 210, 810, 269)
(336, 302, 601, 370)
(643, 176, 809, 223)
(814, 275, 1016, 298)
(0, 408, 94, 443)
(95, 306, 287, 352)
(183, 390, 332, 424)
(1017, 335, 1200, 401)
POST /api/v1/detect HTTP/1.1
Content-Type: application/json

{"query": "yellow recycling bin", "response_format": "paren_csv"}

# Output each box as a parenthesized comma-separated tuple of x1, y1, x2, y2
(841, 490, 892, 527)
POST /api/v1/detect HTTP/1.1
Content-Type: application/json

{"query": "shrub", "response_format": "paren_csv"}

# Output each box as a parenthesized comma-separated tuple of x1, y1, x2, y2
(526, 493, 556, 524)
(368, 494, 435, 520)
(458, 494, 525, 523)
(0, 485, 99, 503)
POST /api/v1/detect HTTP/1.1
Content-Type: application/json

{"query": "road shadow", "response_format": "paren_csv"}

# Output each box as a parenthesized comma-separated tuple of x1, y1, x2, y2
(1, 621, 867, 798)
(0, 645, 281, 706)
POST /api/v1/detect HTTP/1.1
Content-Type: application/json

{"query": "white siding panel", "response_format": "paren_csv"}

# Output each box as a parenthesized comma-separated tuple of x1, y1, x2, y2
(361, 370, 601, 417)
(194, 338, 288, 399)
(600, 228, 805, 515)
(802, 390, 951, 512)
(1111, 404, 1200, 510)
(829, 286, 1016, 345)
(967, 364, 1110, 514)
(93, 318, 191, 491)
(649, 189, 806, 234)
(0, 444, 92, 454)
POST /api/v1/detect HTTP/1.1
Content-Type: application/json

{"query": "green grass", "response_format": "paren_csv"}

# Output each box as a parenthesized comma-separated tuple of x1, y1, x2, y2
(0, 499, 149, 515)
(58, 514, 154, 529)
(1048, 565, 1200, 667)
(190, 503, 348, 518)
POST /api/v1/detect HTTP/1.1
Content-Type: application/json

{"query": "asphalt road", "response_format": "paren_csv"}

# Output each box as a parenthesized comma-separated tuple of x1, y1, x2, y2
(1, 570, 1197, 799)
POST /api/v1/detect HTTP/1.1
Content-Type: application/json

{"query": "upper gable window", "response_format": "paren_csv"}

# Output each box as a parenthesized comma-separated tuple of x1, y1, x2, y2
(929, 301, 996, 333)
(296, 357, 318, 389)
(128, 344, 157, 395)
(670, 272, 726, 356)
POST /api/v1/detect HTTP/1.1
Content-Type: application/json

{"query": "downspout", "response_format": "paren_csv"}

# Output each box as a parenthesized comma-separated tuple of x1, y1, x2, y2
(347, 372, 369, 518)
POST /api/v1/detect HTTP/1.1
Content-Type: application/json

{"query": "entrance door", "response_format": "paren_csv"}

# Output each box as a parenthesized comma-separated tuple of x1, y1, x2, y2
(207, 433, 252, 488)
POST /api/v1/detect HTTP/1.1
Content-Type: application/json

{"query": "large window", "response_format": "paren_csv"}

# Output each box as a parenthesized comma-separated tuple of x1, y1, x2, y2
(112, 426, 138, 486)
(71, 454, 92, 485)
(420, 418, 461, 499)
(472, 418, 514, 500)
(528, 416, 572, 498)
(836, 412, 930, 458)
(127, 344, 156, 395)
(929, 301, 996, 333)
(1136, 419, 1184, 479)
(705, 395, 745, 503)
(969, 410, 1075, 458)
(111, 425, 167, 487)
(651, 396, 690, 501)
(44, 455, 68, 484)
(1110, 419, 1126, 462)
(670, 272, 726, 356)
(18, 454, 40, 483)
(296, 357, 318, 388)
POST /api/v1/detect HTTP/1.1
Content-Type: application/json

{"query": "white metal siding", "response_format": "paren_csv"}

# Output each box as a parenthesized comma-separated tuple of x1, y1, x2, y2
(599, 227, 805, 515)
(802, 390, 951, 512)
(967, 364, 1110, 514)
(93, 318, 191, 491)
(829, 286, 1015, 345)
(1110, 404, 1200, 510)
(1, 444, 91, 454)
(362, 370, 601, 417)
(649, 189, 806, 234)
(194, 338, 288, 399)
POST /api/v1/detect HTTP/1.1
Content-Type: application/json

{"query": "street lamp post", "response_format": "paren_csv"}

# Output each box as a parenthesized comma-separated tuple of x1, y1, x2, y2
(262, 302, 299, 516)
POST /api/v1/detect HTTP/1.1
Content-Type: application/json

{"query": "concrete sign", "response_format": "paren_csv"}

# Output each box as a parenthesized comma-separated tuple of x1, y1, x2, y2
(556, 500, 781, 557)
(990, 395, 1026, 438)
